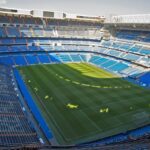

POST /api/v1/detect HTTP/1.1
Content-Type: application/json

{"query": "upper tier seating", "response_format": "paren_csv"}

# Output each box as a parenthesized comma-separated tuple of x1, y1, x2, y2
(0, 15, 43, 25)
(0, 15, 101, 28)
(0, 26, 100, 39)
(100, 40, 150, 67)
(7, 27, 20, 37)
(0, 36, 149, 67)
(0, 27, 6, 37)
(116, 30, 150, 43)
(0, 15, 10, 24)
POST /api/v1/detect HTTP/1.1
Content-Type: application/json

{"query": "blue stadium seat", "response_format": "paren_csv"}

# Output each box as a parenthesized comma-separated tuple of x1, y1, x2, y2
(109, 62, 129, 72)
(0, 46, 9, 52)
(0, 27, 6, 37)
(70, 54, 82, 62)
(13, 55, 27, 66)
(0, 39, 14, 44)
(49, 54, 61, 63)
(25, 54, 39, 64)
(59, 54, 72, 62)
(38, 54, 50, 63)
(0, 65, 39, 145)
(100, 60, 117, 68)
(7, 27, 20, 37)
(0, 56, 14, 65)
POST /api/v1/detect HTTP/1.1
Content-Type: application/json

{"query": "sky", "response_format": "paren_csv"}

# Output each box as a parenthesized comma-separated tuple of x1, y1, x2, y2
(0, 0, 149, 17)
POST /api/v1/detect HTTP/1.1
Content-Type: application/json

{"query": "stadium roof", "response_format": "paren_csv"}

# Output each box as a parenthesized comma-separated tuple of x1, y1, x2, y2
(0, 7, 105, 21)
(111, 14, 150, 24)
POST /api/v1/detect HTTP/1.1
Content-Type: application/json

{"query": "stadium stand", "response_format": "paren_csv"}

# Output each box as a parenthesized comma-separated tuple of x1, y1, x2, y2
(25, 54, 39, 65)
(116, 30, 150, 42)
(0, 10, 150, 149)
(0, 65, 39, 146)
(138, 72, 150, 86)
(38, 54, 51, 63)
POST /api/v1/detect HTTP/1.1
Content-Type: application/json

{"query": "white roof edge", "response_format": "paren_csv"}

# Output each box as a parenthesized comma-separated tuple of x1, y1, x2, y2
(113, 14, 150, 18)
(0, 7, 104, 18)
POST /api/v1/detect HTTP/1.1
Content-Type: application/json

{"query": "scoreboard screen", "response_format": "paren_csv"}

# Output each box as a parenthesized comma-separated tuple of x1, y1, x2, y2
(43, 11, 54, 18)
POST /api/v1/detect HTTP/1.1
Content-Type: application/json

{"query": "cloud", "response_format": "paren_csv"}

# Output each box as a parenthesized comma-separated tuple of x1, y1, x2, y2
(0, 0, 7, 5)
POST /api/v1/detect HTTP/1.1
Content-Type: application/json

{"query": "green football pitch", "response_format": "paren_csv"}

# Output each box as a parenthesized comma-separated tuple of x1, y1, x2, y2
(18, 63, 150, 145)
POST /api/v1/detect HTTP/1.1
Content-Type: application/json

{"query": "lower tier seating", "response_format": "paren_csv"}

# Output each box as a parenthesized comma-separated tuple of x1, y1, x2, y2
(0, 65, 39, 146)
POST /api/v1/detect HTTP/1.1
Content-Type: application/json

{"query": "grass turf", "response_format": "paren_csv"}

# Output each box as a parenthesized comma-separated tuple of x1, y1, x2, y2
(18, 63, 150, 145)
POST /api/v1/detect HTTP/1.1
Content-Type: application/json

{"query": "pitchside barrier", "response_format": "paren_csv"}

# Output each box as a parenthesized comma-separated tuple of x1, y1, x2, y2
(13, 68, 53, 141)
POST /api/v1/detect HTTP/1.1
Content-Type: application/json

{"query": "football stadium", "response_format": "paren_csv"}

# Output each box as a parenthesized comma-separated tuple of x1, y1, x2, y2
(0, 1, 150, 149)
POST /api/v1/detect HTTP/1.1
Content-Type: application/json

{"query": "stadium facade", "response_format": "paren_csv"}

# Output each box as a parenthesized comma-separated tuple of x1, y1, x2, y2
(0, 7, 150, 149)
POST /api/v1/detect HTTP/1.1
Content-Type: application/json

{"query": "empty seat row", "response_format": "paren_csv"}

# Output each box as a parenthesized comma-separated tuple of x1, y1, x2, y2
(0, 65, 39, 146)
